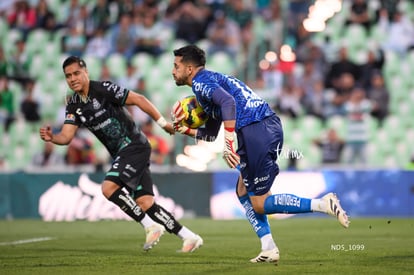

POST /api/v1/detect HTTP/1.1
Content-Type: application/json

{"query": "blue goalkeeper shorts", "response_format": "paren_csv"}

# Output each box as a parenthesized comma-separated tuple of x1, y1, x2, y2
(236, 114, 284, 196)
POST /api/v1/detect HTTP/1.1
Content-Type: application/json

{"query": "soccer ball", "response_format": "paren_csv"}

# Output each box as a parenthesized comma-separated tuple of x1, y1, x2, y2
(179, 95, 208, 129)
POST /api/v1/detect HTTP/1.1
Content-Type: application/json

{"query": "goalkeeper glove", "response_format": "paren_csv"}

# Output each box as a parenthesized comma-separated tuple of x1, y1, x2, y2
(173, 121, 192, 135)
(171, 100, 185, 123)
(223, 127, 240, 169)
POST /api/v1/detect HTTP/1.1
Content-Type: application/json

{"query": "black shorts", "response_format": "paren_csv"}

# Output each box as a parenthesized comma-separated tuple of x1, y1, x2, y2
(105, 139, 154, 198)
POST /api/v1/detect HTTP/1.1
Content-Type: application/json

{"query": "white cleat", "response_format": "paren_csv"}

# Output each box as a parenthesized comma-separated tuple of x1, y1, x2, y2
(180, 235, 203, 253)
(250, 248, 280, 263)
(322, 192, 350, 228)
(143, 223, 165, 251)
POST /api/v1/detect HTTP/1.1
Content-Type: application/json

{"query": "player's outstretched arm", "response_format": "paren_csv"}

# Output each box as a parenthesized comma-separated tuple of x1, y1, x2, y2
(39, 124, 78, 145)
(126, 90, 174, 135)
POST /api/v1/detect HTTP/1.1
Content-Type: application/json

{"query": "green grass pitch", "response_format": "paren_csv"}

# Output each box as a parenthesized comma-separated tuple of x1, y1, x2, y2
(0, 218, 413, 274)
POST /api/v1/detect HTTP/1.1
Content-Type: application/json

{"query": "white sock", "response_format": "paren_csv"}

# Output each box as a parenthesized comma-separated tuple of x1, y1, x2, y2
(178, 226, 196, 240)
(261, 233, 277, 251)
(140, 214, 156, 228)
(311, 199, 327, 213)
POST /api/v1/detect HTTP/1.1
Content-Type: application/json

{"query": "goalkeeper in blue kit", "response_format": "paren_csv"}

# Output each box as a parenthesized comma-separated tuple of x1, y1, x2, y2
(171, 45, 350, 263)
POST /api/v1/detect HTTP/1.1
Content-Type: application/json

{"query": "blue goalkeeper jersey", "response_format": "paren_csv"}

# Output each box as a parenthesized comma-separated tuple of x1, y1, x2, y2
(191, 69, 275, 130)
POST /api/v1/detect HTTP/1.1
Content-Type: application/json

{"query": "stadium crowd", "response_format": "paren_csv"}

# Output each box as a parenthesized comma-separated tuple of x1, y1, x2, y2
(0, 0, 414, 171)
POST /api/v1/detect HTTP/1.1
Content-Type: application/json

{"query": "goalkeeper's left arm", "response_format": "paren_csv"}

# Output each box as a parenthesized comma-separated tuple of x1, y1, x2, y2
(212, 88, 239, 168)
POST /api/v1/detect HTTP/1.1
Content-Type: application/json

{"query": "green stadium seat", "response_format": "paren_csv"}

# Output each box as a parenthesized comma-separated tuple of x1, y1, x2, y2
(7, 143, 32, 170)
(3, 29, 23, 55)
(395, 101, 414, 128)
(326, 115, 347, 138)
(208, 52, 235, 75)
(105, 53, 127, 79)
(381, 115, 403, 141)
(29, 54, 45, 79)
(297, 115, 323, 141)
(156, 52, 174, 77)
(82, 55, 102, 80)
(41, 41, 61, 67)
(145, 67, 164, 92)
(366, 142, 383, 167)
(131, 52, 155, 75)
(0, 17, 9, 42)
(369, 24, 387, 45)
(169, 39, 187, 52)
(26, 29, 50, 56)
(383, 51, 402, 79)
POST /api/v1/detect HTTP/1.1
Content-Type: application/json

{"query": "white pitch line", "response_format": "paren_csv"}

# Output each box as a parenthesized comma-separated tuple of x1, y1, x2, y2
(0, 237, 56, 246)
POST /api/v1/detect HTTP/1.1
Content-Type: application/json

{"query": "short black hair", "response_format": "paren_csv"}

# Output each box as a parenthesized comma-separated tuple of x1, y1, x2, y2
(62, 56, 87, 70)
(173, 45, 206, 67)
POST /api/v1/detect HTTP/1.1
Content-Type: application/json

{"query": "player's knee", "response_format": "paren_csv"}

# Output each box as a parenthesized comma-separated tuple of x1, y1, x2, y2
(250, 195, 267, 214)
(252, 204, 265, 214)
(235, 177, 246, 197)
(101, 180, 119, 199)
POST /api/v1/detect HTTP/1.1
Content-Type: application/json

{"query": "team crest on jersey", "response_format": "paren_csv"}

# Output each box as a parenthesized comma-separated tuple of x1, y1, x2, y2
(92, 98, 101, 109)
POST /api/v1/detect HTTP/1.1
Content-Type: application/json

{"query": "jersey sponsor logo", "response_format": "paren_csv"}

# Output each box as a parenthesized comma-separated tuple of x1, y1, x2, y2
(246, 99, 265, 108)
(118, 193, 135, 209)
(94, 109, 106, 118)
(273, 194, 301, 208)
(193, 80, 212, 96)
(253, 174, 270, 185)
(242, 200, 262, 233)
(91, 118, 111, 131)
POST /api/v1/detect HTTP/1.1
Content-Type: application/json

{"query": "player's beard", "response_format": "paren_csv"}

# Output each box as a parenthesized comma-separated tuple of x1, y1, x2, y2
(174, 75, 187, 86)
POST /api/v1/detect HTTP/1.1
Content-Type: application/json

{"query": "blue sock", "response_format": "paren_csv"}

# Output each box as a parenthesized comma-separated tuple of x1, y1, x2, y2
(264, 194, 312, 214)
(238, 194, 270, 238)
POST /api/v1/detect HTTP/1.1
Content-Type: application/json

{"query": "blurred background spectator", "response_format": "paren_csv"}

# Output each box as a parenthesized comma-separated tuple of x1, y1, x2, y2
(9, 39, 32, 86)
(65, 129, 96, 166)
(84, 27, 111, 60)
(225, 0, 253, 55)
(367, 71, 389, 126)
(344, 0, 372, 33)
(0, 76, 15, 133)
(7, 0, 37, 39)
(141, 118, 171, 165)
(206, 10, 241, 60)
(20, 79, 41, 128)
(343, 87, 372, 165)
(313, 128, 345, 165)
(173, 0, 211, 44)
(32, 141, 64, 167)
(108, 12, 136, 61)
(378, 9, 414, 55)
(134, 13, 165, 57)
